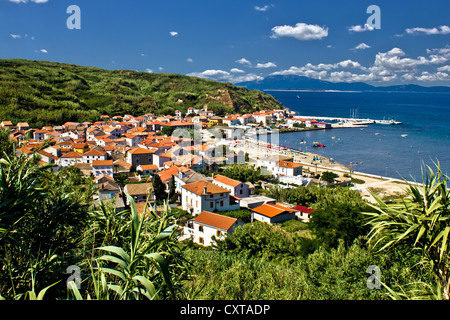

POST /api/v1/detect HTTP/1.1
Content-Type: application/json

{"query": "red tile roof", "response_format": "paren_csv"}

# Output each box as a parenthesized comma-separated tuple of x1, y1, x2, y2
(252, 203, 297, 218)
(192, 211, 237, 231)
(213, 174, 241, 188)
(182, 180, 230, 196)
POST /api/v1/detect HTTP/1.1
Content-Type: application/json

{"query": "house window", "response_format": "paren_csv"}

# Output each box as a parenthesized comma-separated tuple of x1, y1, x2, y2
(210, 202, 213, 208)
(199, 237, 204, 244)
(199, 226, 204, 233)
(220, 200, 224, 207)
(216, 230, 221, 237)
(220, 193, 224, 197)
(239, 189, 243, 195)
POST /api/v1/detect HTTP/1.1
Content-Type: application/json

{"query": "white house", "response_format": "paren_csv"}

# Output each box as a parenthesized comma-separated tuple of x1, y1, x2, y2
(59, 151, 83, 167)
(181, 180, 240, 215)
(92, 160, 114, 177)
(273, 160, 303, 178)
(174, 170, 210, 194)
(137, 164, 159, 176)
(187, 211, 243, 246)
(82, 149, 107, 164)
(124, 134, 142, 147)
(212, 174, 249, 198)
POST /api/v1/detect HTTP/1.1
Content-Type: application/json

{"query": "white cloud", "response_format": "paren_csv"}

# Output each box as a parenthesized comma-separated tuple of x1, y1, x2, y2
(40, 49, 48, 53)
(158, 67, 164, 71)
(145, 68, 153, 73)
(255, 62, 277, 69)
(187, 69, 263, 83)
(269, 47, 450, 84)
(437, 65, 450, 72)
(371, 47, 447, 73)
(10, 34, 21, 39)
(9, 0, 48, 3)
(415, 71, 449, 81)
(169, 31, 178, 37)
(348, 24, 375, 33)
(254, 4, 274, 12)
(235, 58, 252, 66)
(186, 58, 193, 63)
(406, 25, 450, 35)
(230, 68, 245, 73)
(271, 23, 328, 41)
(353, 43, 371, 50)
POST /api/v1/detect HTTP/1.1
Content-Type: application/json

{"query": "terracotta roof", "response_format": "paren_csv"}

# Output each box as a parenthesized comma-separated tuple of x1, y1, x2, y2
(1, 121, 13, 126)
(92, 160, 113, 167)
(252, 203, 297, 218)
(182, 180, 230, 196)
(138, 164, 158, 170)
(291, 205, 316, 214)
(192, 211, 237, 231)
(158, 165, 193, 183)
(278, 160, 302, 169)
(213, 174, 241, 188)
(114, 159, 132, 169)
(128, 148, 155, 155)
(83, 149, 107, 156)
(124, 183, 153, 196)
(61, 151, 83, 158)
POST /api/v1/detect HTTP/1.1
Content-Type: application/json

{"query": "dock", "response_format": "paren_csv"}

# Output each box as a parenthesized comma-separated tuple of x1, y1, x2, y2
(295, 115, 402, 125)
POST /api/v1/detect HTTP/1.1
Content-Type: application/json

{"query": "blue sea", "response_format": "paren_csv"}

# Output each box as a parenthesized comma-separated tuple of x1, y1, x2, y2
(267, 90, 450, 181)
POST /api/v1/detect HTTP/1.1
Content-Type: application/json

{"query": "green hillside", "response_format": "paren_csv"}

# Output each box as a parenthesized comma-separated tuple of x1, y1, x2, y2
(0, 59, 284, 128)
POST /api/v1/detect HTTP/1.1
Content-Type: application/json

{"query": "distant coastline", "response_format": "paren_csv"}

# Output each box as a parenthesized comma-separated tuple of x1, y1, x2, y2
(263, 89, 362, 93)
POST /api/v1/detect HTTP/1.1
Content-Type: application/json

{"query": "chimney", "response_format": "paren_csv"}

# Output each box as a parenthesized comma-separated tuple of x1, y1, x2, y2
(203, 186, 207, 195)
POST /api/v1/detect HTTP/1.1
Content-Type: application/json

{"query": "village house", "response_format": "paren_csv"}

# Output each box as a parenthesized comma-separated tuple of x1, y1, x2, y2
(251, 203, 297, 224)
(1, 121, 14, 129)
(174, 170, 211, 194)
(137, 164, 159, 176)
(212, 174, 249, 198)
(124, 183, 155, 205)
(181, 180, 240, 215)
(291, 205, 316, 222)
(92, 160, 114, 178)
(82, 149, 107, 164)
(126, 148, 155, 169)
(59, 151, 83, 167)
(17, 122, 30, 131)
(273, 160, 303, 178)
(186, 211, 243, 246)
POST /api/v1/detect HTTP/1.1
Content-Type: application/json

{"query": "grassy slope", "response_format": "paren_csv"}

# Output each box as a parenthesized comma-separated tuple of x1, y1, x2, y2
(0, 59, 284, 128)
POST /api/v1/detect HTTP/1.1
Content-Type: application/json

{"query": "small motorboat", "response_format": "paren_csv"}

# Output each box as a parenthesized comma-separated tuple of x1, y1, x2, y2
(312, 142, 325, 148)
(299, 140, 306, 144)
(401, 134, 408, 138)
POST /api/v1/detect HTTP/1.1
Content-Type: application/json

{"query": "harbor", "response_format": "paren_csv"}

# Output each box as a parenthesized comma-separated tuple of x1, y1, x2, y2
(294, 115, 403, 126)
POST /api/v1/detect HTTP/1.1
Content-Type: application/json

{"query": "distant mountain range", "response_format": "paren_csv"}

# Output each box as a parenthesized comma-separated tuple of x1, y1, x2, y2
(237, 75, 450, 93)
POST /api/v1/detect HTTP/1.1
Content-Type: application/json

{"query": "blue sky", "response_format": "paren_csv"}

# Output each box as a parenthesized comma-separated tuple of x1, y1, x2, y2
(1, 0, 449, 86)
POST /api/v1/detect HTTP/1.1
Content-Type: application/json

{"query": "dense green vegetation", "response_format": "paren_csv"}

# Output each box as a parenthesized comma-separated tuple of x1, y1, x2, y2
(0, 128, 449, 300)
(0, 59, 284, 128)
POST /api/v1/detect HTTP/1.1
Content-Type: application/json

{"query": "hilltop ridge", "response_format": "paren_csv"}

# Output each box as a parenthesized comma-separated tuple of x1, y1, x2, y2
(0, 59, 284, 128)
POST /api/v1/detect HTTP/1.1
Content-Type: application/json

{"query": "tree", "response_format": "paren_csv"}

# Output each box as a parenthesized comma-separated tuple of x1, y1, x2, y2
(365, 164, 450, 299)
(309, 202, 371, 249)
(0, 129, 16, 159)
(152, 173, 167, 204)
(161, 126, 174, 137)
(321, 171, 339, 184)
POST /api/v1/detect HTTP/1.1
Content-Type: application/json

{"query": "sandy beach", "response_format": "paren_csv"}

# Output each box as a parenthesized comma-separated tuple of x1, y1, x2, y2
(231, 137, 410, 203)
